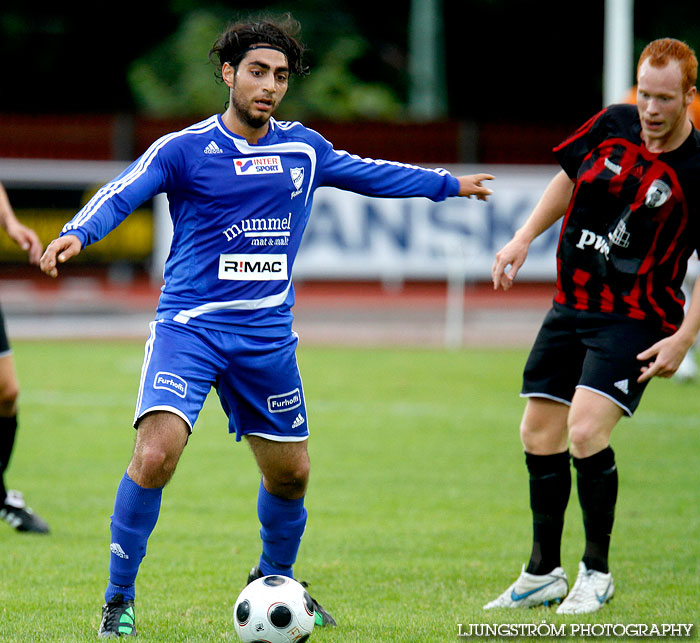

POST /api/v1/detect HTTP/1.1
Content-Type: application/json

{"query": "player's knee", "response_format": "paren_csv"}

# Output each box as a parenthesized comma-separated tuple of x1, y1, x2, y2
(283, 461, 309, 493)
(130, 444, 179, 487)
(519, 399, 569, 452)
(519, 419, 549, 451)
(520, 419, 568, 454)
(567, 422, 600, 457)
(0, 382, 19, 415)
(137, 444, 170, 470)
(268, 461, 309, 499)
(519, 420, 536, 446)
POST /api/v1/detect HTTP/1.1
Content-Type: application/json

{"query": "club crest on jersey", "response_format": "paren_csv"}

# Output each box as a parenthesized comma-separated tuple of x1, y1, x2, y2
(289, 167, 304, 199)
(645, 180, 671, 208)
(290, 167, 304, 190)
(234, 156, 283, 175)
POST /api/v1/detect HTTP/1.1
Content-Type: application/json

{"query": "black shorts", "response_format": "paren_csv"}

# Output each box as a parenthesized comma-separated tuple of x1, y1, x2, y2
(0, 305, 9, 357)
(521, 304, 667, 416)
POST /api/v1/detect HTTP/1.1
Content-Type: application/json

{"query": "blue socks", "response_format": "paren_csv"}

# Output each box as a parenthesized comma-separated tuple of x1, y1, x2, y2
(104, 475, 305, 601)
(105, 472, 162, 602)
(257, 479, 307, 578)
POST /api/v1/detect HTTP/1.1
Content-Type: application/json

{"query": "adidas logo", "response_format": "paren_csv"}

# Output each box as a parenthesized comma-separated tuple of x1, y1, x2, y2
(292, 413, 305, 429)
(203, 140, 223, 155)
(613, 379, 629, 395)
(110, 542, 130, 559)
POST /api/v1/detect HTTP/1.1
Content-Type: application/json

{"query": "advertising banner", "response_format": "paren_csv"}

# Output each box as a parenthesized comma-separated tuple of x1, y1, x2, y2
(295, 165, 562, 281)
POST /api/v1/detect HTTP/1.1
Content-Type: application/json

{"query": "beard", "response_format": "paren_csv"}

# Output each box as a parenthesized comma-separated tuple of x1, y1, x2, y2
(230, 90, 273, 130)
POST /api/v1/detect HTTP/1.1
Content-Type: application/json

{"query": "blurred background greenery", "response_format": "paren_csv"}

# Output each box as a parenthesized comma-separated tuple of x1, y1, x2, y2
(2, 0, 699, 125)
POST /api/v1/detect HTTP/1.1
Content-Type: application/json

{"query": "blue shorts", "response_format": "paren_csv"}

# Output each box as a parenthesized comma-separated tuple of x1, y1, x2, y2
(134, 320, 308, 442)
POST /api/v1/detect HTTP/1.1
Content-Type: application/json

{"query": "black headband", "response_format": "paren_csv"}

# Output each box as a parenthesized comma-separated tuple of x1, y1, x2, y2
(237, 44, 288, 61)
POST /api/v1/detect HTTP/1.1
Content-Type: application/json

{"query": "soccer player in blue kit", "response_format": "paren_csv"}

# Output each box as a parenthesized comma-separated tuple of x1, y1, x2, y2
(39, 14, 493, 638)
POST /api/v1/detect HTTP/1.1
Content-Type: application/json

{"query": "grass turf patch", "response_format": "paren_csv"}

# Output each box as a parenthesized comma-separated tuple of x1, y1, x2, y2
(1, 341, 698, 641)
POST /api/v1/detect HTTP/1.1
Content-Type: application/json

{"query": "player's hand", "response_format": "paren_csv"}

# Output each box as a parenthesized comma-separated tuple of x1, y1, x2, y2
(5, 220, 43, 265)
(492, 234, 530, 291)
(40, 235, 82, 278)
(457, 173, 494, 201)
(637, 334, 692, 382)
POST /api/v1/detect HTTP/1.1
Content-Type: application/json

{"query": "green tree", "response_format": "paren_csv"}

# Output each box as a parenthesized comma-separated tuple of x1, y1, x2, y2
(277, 35, 403, 121)
(128, 10, 227, 117)
(127, 8, 404, 120)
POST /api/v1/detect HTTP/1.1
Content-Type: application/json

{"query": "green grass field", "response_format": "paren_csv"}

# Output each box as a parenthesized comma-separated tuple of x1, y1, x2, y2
(1, 340, 698, 641)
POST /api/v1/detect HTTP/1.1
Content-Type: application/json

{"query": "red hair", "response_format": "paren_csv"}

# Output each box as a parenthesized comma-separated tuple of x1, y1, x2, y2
(637, 38, 698, 92)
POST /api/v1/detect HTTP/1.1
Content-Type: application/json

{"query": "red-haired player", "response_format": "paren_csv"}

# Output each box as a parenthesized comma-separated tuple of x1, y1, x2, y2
(486, 38, 700, 614)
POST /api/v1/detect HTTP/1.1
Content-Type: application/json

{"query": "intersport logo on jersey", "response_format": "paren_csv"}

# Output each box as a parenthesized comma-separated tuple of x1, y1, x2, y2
(218, 254, 288, 280)
(234, 156, 283, 175)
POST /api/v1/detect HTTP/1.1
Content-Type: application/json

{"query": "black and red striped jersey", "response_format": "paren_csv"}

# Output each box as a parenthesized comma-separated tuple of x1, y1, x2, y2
(552, 103, 700, 333)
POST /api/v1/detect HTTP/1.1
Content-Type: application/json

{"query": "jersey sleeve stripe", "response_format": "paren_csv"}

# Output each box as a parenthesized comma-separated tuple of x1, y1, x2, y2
(331, 149, 451, 175)
(63, 117, 219, 233)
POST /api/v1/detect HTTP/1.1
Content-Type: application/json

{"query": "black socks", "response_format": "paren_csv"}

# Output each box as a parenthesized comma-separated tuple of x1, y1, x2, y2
(525, 446, 618, 576)
(573, 446, 617, 574)
(525, 450, 571, 575)
(0, 414, 18, 503)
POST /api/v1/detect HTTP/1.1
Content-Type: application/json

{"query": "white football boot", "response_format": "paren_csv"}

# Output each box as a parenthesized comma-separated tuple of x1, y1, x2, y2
(483, 565, 568, 609)
(556, 561, 614, 614)
(674, 351, 698, 382)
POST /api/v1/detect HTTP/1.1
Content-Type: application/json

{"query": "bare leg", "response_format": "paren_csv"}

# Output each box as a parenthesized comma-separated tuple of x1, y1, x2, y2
(127, 411, 190, 488)
(246, 435, 309, 499)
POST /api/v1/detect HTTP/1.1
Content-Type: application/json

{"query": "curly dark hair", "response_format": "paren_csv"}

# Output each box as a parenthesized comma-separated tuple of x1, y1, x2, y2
(209, 13, 309, 78)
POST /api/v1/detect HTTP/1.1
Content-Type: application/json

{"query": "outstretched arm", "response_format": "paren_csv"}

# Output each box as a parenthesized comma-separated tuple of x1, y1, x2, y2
(0, 181, 43, 265)
(40, 235, 83, 278)
(491, 170, 574, 291)
(456, 173, 494, 201)
(637, 274, 700, 382)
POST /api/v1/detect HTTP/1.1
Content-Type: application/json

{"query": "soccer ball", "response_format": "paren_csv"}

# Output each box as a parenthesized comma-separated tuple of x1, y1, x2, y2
(233, 575, 315, 643)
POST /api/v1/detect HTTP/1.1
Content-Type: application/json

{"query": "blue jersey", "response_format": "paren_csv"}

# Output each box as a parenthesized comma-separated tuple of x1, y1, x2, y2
(62, 114, 460, 336)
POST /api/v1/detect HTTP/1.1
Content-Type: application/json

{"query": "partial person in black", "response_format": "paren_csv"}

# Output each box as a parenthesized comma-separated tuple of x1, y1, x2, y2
(485, 38, 700, 614)
(0, 181, 49, 534)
